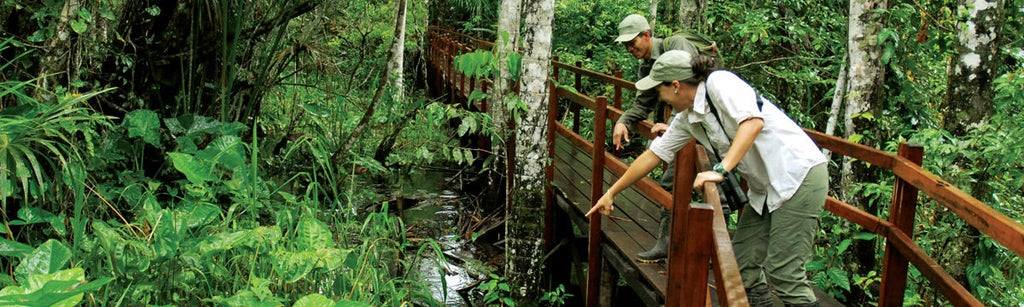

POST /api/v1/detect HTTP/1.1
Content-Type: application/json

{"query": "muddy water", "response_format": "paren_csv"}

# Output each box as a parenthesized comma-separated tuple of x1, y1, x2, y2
(393, 168, 499, 306)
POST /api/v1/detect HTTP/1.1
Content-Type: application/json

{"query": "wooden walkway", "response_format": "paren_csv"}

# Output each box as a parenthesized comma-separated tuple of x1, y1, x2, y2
(427, 26, 1024, 307)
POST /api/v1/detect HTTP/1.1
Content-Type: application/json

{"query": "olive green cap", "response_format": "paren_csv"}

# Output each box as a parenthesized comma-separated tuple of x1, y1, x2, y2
(615, 14, 650, 43)
(635, 50, 695, 90)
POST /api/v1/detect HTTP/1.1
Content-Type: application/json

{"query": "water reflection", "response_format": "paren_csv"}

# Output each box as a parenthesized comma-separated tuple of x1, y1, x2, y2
(395, 170, 494, 306)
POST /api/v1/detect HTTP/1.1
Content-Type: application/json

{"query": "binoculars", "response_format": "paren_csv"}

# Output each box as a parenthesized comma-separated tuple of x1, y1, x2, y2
(717, 171, 748, 213)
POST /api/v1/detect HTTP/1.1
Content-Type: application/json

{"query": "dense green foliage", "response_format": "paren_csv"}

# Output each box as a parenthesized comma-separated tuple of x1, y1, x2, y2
(0, 0, 467, 305)
(1, 0, 1023, 305)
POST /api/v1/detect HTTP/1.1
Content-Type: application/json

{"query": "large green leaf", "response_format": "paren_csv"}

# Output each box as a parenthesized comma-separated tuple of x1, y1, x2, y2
(295, 294, 334, 306)
(180, 202, 222, 229)
(196, 135, 246, 170)
(14, 240, 71, 281)
(168, 152, 216, 184)
(0, 268, 113, 307)
(294, 217, 335, 250)
(196, 230, 250, 255)
(204, 290, 282, 307)
(8, 207, 57, 226)
(125, 109, 161, 146)
(828, 268, 850, 292)
(152, 210, 182, 259)
(271, 250, 317, 283)
(0, 238, 32, 258)
(335, 300, 373, 307)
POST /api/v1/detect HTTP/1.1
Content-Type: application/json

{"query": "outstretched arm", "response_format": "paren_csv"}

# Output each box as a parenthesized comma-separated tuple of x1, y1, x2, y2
(586, 150, 664, 217)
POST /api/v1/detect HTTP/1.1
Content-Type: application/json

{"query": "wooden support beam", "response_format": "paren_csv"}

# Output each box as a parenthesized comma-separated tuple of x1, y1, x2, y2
(879, 143, 923, 307)
(586, 97, 608, 307)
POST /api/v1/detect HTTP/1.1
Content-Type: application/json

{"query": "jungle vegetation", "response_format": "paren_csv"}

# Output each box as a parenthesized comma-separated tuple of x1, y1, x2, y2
(0, 0, 1022, 305)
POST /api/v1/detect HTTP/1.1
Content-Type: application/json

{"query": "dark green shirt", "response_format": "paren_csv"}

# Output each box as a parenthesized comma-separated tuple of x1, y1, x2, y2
(617, 34, 701, 128)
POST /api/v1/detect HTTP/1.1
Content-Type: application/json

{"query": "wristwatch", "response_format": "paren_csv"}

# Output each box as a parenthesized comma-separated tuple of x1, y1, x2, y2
(712, 162, 728, 175)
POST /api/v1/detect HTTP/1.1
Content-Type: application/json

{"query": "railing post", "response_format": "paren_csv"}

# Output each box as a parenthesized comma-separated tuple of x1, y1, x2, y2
(614, 70, 623, 109)
(665, 141, 713, 306)
(544, 77, 558, 248)
(586, 96, 608, 307)
(879, 142, 924, 307)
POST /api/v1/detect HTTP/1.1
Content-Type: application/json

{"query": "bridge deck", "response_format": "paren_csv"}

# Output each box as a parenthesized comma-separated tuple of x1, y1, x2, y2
(551, 132, 675, 305)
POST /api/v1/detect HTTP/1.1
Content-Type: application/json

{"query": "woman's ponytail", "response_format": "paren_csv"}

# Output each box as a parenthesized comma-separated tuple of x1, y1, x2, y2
(691, 54, 718, 80)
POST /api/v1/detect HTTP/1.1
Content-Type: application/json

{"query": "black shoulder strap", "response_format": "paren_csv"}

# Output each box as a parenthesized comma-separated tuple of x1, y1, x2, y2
(704, 72, 763, 142)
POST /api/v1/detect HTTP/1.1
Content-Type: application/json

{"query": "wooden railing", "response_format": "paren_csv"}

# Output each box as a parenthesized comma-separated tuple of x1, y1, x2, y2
(427, 26, 1024, 307)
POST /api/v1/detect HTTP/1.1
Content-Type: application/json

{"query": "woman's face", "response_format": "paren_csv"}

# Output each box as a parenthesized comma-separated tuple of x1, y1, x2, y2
(656, 81, 697, 112)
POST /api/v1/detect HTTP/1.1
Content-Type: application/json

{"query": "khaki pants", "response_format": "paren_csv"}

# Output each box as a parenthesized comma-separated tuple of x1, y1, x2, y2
(733, 163, 828, 304)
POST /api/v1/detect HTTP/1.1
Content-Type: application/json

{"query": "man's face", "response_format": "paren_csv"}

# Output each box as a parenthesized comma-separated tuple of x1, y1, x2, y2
(622, 32, 651, 59)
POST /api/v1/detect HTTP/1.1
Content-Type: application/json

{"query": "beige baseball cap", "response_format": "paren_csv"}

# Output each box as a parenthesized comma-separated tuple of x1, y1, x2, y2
(614, 14, 650, 43)
(635, 50, 696, 90)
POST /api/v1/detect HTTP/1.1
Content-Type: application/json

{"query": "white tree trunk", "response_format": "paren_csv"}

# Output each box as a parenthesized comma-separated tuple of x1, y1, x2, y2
(386, 0, 408, 102)
(506, 0, 553, 300)
(678, 0, 702, 30)
(824, 56, 847, 160)
(841, 0, 886, 198)
(494, 0, 522, 154)
(943, 0, 1002, 136)
(650, 0, 659, 30)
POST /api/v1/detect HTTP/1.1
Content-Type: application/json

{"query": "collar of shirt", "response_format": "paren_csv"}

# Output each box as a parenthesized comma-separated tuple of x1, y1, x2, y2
(688, 81, 711, 125)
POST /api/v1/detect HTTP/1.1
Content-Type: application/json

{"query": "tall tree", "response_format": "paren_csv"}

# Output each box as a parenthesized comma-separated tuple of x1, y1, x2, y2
(650, 0, 659, 30)
(506, 0, 553, 300)
(334, 0, 409, 162)
(843, 0, 887, 304)
(386, 0, 409, 102)
(677, 0, 704, 31)
(494, 0, 522, 203)
(940, 0, 1006, 290)
(943, 0, 1002, 137)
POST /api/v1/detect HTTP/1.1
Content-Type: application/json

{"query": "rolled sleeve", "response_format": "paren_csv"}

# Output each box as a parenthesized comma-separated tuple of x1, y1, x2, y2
(648, 113, 694, 163)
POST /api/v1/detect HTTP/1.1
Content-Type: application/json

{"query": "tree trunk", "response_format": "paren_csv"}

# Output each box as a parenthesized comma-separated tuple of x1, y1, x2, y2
(943, 0, 1002, 136)
(333, 0, 407, 162)
(494, 0, 522, 203)
(844, 0, 887, 304)
(939, 0, 1005, 291)
(387, 0, 408, 102)
(506, 0, 553, 300)
(35, 0, 83, 98)
(678, 0, 704, 31)
(842, 0, 886, 198)
(824, 56, 848, 160)
(650, 0, 659, 30)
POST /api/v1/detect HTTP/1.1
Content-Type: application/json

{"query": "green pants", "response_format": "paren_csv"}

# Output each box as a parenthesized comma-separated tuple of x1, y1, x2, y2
(733, 163, 828, 304)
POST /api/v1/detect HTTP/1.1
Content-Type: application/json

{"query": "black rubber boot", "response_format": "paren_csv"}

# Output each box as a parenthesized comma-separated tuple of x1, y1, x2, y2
(636, 208, 671, 263)
(746, 284, 775, 307)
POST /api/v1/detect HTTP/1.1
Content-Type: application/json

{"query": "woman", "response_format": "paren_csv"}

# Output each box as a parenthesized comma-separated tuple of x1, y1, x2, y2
(586, 50, 828, 307)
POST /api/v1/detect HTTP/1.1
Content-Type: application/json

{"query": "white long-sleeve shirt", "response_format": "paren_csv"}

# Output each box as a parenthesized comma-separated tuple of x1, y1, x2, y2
(648, 71, 827, 214)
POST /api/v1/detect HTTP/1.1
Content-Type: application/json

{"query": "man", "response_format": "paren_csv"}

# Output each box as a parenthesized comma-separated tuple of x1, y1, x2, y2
(612, 14, 701, 263)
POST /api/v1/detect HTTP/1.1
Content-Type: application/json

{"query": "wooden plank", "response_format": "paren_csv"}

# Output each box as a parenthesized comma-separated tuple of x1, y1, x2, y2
(553, 136, 662, 235)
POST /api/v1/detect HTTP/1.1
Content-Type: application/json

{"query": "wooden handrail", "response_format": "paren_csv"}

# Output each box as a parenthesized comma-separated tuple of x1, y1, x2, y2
(805, 130, 1024, 258)
(427, 27, 1024, 307)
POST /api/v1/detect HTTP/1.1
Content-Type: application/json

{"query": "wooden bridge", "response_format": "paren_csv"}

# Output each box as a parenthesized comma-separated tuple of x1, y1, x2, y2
(426, 26, 1024, 306)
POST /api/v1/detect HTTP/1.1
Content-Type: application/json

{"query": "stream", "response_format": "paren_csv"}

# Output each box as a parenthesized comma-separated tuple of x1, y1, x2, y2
(390, 167, 503, 306)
